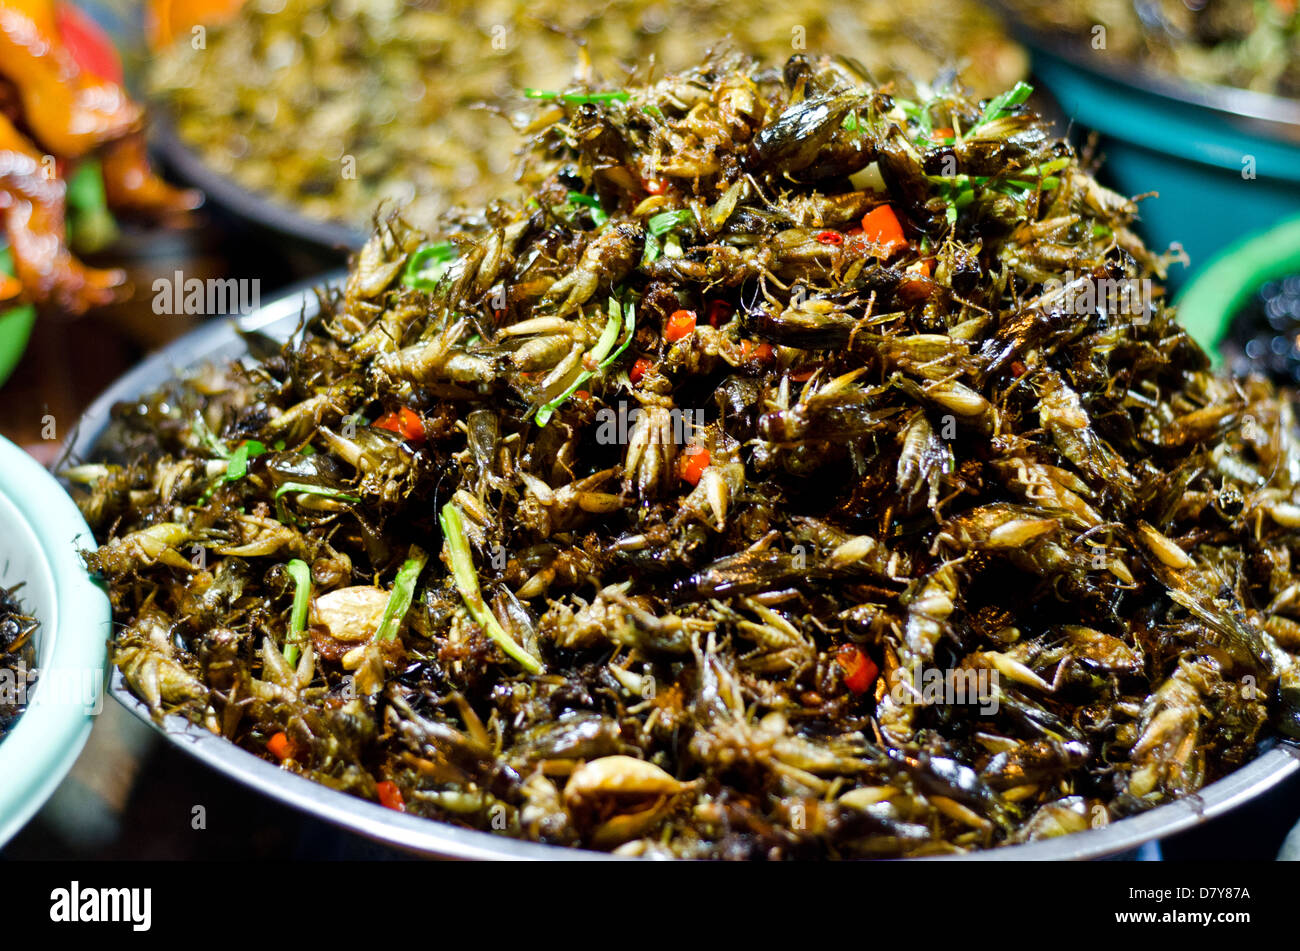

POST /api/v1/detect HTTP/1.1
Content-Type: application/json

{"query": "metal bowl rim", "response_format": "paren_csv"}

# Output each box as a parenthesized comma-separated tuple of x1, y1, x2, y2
(0, 439, 110, 847)
(67, 278, 1300, 860)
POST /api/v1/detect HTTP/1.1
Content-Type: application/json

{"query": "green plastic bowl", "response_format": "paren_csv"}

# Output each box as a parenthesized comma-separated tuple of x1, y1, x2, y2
(0, 239, 36, 388)
(0, 436, 110, 846)
(0, 304, 36, 389)
(1176, 213, 1300, 362)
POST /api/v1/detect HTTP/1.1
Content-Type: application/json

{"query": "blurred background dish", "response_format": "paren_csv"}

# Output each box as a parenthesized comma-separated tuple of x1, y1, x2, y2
(988, 0, 1300, 289)
(1004, 0, 1300, 101)
(141, 0, 1028, 246)
(0, 0, 200, 383)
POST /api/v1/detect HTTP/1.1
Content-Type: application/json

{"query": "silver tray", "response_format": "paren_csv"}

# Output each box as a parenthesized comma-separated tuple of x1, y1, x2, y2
(64, 279, 1300, 860)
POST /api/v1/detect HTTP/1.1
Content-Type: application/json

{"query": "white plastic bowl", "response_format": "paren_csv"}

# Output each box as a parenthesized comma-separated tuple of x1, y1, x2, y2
(0, 435, 110, 846)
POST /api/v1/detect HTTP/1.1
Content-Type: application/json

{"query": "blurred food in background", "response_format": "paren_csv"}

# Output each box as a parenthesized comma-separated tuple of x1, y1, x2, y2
(988, 1, 1300, 296)
(0, 0, 200, 317)
(0, 0, 203, 390)
(145, 0, 1027, 234)
(1006, 0, 1300, 97)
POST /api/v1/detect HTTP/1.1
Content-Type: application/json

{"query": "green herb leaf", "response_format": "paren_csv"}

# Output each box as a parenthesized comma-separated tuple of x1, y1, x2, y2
(897, 98, 934, 140)
(402, 242, 458, 290)
(975, 81, 1034, 129)
(224, 440, 265, 482)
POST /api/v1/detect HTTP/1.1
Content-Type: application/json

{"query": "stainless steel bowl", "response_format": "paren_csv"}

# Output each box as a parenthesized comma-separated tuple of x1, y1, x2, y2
(65, 280, 1300, 860)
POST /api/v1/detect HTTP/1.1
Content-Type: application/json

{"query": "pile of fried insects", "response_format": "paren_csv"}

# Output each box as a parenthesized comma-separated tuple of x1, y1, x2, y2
(0, 586, 37, 742)
(69, 50, 1300, 858)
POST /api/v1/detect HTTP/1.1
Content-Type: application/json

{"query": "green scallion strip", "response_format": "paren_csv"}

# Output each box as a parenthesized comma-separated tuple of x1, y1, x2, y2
(589, 298, 625, 360)
(274, 482, 361, 523)
(1021, 158, 1070, 177)
(524, 89, 630, 104)
(439, 503, 543, 673)
(274, 482, 360, 504)
(535, 298, 627, 426)
(284, 558, 312, 665)
(599, 301, 635, 371)
(376, 546, 428, 642)
(975, 81, 1034, 129)
(641, 232, 662, 266)
(566, 191, 609, 225)
(997, 177, 1060, 196)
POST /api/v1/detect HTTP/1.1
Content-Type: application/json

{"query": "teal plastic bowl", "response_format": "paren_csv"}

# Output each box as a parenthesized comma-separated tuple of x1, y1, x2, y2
(1176, 213, 1300, 363)
(1007, 29, 1300, 290)
(0, 436, 110, 846)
